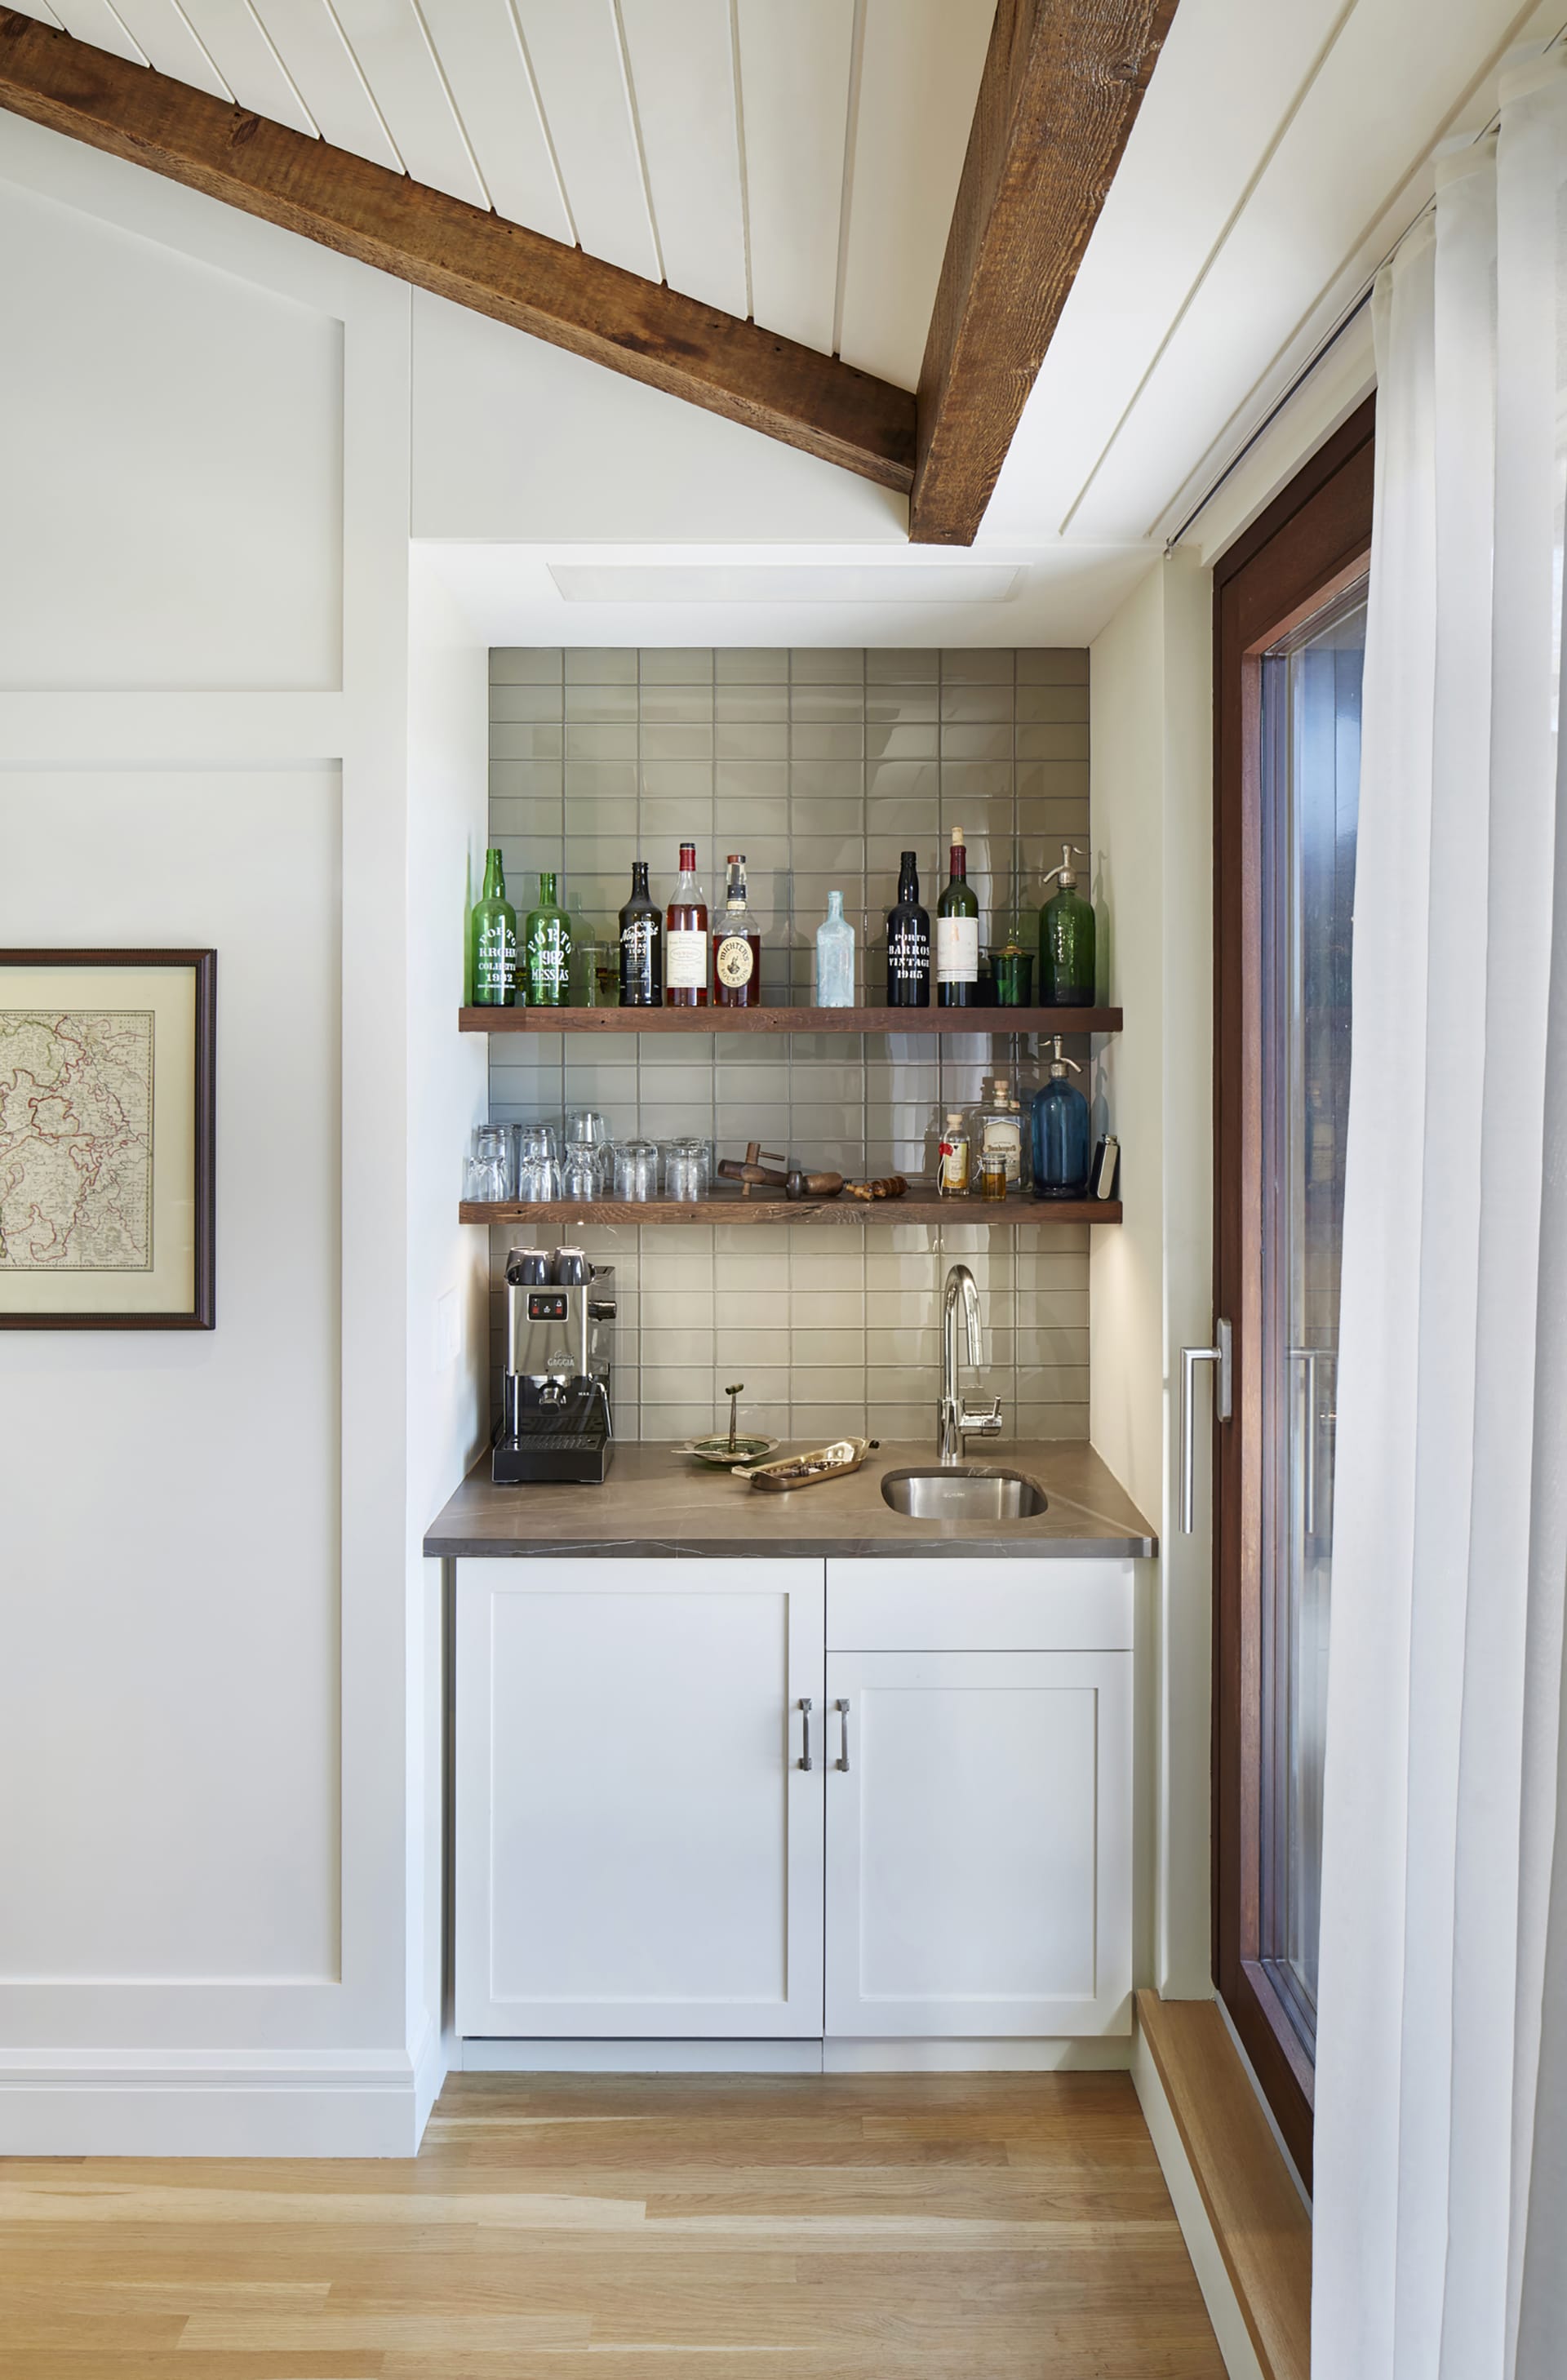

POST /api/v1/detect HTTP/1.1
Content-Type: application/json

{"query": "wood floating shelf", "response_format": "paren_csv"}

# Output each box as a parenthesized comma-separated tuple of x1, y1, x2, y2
(460, 1005, 1121, 1037)
(460, 1193, 1121, 1229)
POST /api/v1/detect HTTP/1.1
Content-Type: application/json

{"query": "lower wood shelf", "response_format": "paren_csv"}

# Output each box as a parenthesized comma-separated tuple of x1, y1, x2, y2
(459, 1191, 1121, 1228)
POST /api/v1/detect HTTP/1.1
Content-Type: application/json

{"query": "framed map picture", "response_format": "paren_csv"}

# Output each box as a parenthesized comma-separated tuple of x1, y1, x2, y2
(0, 951, 215, 1330)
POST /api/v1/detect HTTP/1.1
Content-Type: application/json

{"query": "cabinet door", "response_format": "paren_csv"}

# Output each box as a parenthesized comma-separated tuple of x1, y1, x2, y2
(456, 1559, 824, 2038)
(823, 1650, 1131, 2037)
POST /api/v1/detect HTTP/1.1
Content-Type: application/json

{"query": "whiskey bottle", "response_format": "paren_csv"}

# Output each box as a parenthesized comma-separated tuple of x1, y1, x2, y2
(618, 859, 662, 1007)
(935, 828, 979, 1007)
(712, 854, 761, 1007)
(886, 850, 930, 1006)
(523, 869, 571, 1008)
(664, 841, 708, 1007)
(471, 847, 517, 1007)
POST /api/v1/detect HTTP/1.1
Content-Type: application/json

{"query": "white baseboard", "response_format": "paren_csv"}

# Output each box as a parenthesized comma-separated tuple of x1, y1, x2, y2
(1131, 2017, 1265, 2380)
(459, 2036, 1133, 2076)
(410, 2013, 447, 2146)
(462, 2037, 824, 2073)
(824, 2036, 1132, 2072)
(0, 2049, 427, 2158)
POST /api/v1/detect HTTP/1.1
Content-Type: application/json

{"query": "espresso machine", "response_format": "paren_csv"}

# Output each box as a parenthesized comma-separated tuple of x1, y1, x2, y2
(492, 1248, 617, 1485)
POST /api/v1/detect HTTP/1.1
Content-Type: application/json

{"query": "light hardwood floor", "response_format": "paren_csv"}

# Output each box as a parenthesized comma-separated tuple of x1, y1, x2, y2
(0, 2071, 1225, 2378)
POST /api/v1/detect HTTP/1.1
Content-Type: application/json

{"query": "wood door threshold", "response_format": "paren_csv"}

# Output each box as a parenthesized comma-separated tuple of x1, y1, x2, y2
(1137, 1990, 1311, 2380)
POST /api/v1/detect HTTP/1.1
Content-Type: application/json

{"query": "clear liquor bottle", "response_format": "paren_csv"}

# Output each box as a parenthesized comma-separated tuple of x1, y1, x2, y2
(523, 869, 571, 1008)
(712, 854, 761, 1007)
(935, 828, 979, 1008)
(664, 841, 708, 1007)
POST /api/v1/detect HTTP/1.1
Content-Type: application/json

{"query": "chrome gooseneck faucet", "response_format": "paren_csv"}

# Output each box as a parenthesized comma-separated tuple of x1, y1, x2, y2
(938, 1263, 1004, 1463)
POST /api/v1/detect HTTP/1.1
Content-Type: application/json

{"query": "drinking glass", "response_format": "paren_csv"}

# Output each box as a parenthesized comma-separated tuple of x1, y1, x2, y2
(613, 1139, 659, 1201)
(465, 1123, 512, 1201)
(517, 1150, 563, 1201)
(665, 1139, 705, 1201)
(465, 1152, 509, 1202)
(562, 1147, 600, 1201)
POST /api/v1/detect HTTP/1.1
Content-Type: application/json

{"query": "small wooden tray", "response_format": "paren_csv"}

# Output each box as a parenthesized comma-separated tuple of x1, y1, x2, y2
(735, 1438, 874, 1492)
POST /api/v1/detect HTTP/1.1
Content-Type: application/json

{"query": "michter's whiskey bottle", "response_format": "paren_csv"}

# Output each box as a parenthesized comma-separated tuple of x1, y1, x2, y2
(618, 859, 662, 1007)
(664, 842, 709, 1007)
(523, 869, 571, 1008)
(886, 849, 930, 1006)
(935, 828, 979, 1007)
(712, 854, 761, 1007)
(472, 847, 517, 1006)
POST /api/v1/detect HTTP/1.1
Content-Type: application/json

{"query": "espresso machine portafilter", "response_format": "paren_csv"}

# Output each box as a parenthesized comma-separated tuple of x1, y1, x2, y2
(492, 1249, 617, 1485)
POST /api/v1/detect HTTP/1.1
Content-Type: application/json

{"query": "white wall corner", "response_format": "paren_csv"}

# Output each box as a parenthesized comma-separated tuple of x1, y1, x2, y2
(1131, 2017, 1267, 2380)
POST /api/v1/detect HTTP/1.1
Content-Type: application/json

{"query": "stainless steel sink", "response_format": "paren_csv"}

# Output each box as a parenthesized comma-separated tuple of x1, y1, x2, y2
(880, 1466, 1047, 1522)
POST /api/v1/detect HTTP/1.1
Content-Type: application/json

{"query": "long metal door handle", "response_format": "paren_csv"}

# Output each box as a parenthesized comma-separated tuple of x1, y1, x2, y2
(835, 1698, 850, 1773)
(797, 1698, 813, 1772)
(1288, 1348, 1336, 1538)
(1179, 1319, 1232, 1534)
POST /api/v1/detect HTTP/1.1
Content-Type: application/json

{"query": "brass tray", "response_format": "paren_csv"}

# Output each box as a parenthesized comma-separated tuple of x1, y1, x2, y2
(734, 1437, 873, 1493)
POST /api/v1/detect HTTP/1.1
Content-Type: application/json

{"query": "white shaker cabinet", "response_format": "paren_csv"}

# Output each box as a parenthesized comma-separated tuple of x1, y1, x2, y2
(455, 1559, 824, 2038)
(822, 1650, 1133, 2037)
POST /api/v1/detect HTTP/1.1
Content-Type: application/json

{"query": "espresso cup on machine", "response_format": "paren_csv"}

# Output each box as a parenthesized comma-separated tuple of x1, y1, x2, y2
(553, 1246, 588, 1286)
(506, 1246, 549, 1286)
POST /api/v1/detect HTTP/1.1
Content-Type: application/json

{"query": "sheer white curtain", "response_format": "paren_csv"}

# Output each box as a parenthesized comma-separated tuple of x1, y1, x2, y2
(1313, 53, 1567, 2380)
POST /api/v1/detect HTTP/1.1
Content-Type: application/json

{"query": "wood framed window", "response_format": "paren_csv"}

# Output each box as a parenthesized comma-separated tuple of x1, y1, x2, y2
(1212, 398, 1375, 2188)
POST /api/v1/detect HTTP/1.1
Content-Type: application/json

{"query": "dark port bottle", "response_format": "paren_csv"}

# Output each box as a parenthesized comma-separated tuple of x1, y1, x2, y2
(664, 841, 708, 1007)
(618, 859, 662, 1007)
(886, 850, 930, 1007)
(712, 854, 761, 1007)
(934, 828, 979, 1008)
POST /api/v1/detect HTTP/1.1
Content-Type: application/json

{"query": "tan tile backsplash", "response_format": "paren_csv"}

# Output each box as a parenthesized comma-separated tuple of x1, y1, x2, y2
(487, 647, 1090, 1444)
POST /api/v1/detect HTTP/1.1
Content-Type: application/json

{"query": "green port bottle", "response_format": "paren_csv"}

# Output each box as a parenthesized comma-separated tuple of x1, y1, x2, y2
(524, 870, 572, 1008)
(1038, 842, 1095, 1006)
(471, 848, 517, 1006)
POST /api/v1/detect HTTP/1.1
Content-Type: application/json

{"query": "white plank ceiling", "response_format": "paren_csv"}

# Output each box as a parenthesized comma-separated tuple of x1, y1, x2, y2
(14, 0, 996, 392)
(12, 0, 1566, 568)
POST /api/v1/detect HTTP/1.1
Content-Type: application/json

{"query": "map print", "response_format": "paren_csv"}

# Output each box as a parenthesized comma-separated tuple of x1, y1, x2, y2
(0, 1011, 154, 1272)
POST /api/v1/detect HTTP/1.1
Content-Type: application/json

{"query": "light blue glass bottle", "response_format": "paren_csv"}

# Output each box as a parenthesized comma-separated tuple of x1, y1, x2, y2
(1031, 1034, 1090, 1199)
(815, 890, 855, 1008)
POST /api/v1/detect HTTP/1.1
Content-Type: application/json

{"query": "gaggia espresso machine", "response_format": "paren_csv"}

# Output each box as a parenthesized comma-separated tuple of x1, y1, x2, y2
(493, 1246, 616, 1485)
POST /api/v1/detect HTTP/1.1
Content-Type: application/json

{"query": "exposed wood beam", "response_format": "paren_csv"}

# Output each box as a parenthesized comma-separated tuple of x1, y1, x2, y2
(0, 12, 915, 496)
(911, 0, 1179, 546)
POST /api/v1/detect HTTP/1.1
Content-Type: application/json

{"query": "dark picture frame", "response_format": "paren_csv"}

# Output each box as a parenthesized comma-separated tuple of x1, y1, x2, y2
(0, 949, 215, 1330)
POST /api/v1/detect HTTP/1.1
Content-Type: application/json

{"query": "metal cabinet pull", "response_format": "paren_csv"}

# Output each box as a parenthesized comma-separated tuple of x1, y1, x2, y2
(797, 1698, 813, 1772)
(1179, 1319, 1232, 1534)
(835, 1698, 850, 1773)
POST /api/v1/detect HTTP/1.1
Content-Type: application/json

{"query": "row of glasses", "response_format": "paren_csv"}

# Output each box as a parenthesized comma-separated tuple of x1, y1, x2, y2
(466, 1120, 713, 1205)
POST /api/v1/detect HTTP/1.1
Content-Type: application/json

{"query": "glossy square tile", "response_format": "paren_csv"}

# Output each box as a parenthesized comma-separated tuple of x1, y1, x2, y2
(716, 648, 788, 682)
(493, 648, 563, 684)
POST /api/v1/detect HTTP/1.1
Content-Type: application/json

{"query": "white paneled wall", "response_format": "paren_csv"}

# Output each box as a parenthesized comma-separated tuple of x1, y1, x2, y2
(33, 0, 997, 389)
(0, 113, 442, 2156)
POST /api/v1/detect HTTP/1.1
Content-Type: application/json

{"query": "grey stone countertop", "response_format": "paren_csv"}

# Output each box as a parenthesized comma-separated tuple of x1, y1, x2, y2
(423, 1439, 1156, 1561)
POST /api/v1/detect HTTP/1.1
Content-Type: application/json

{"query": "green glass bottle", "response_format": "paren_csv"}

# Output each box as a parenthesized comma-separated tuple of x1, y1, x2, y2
(471, 847, 517, 1007)
(524, 869, 572, 1008)
(1038, 842, 1095, 1006)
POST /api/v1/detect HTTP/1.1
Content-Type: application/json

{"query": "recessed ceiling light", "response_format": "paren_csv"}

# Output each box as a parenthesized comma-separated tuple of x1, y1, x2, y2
(547, 564, 1024, 604)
